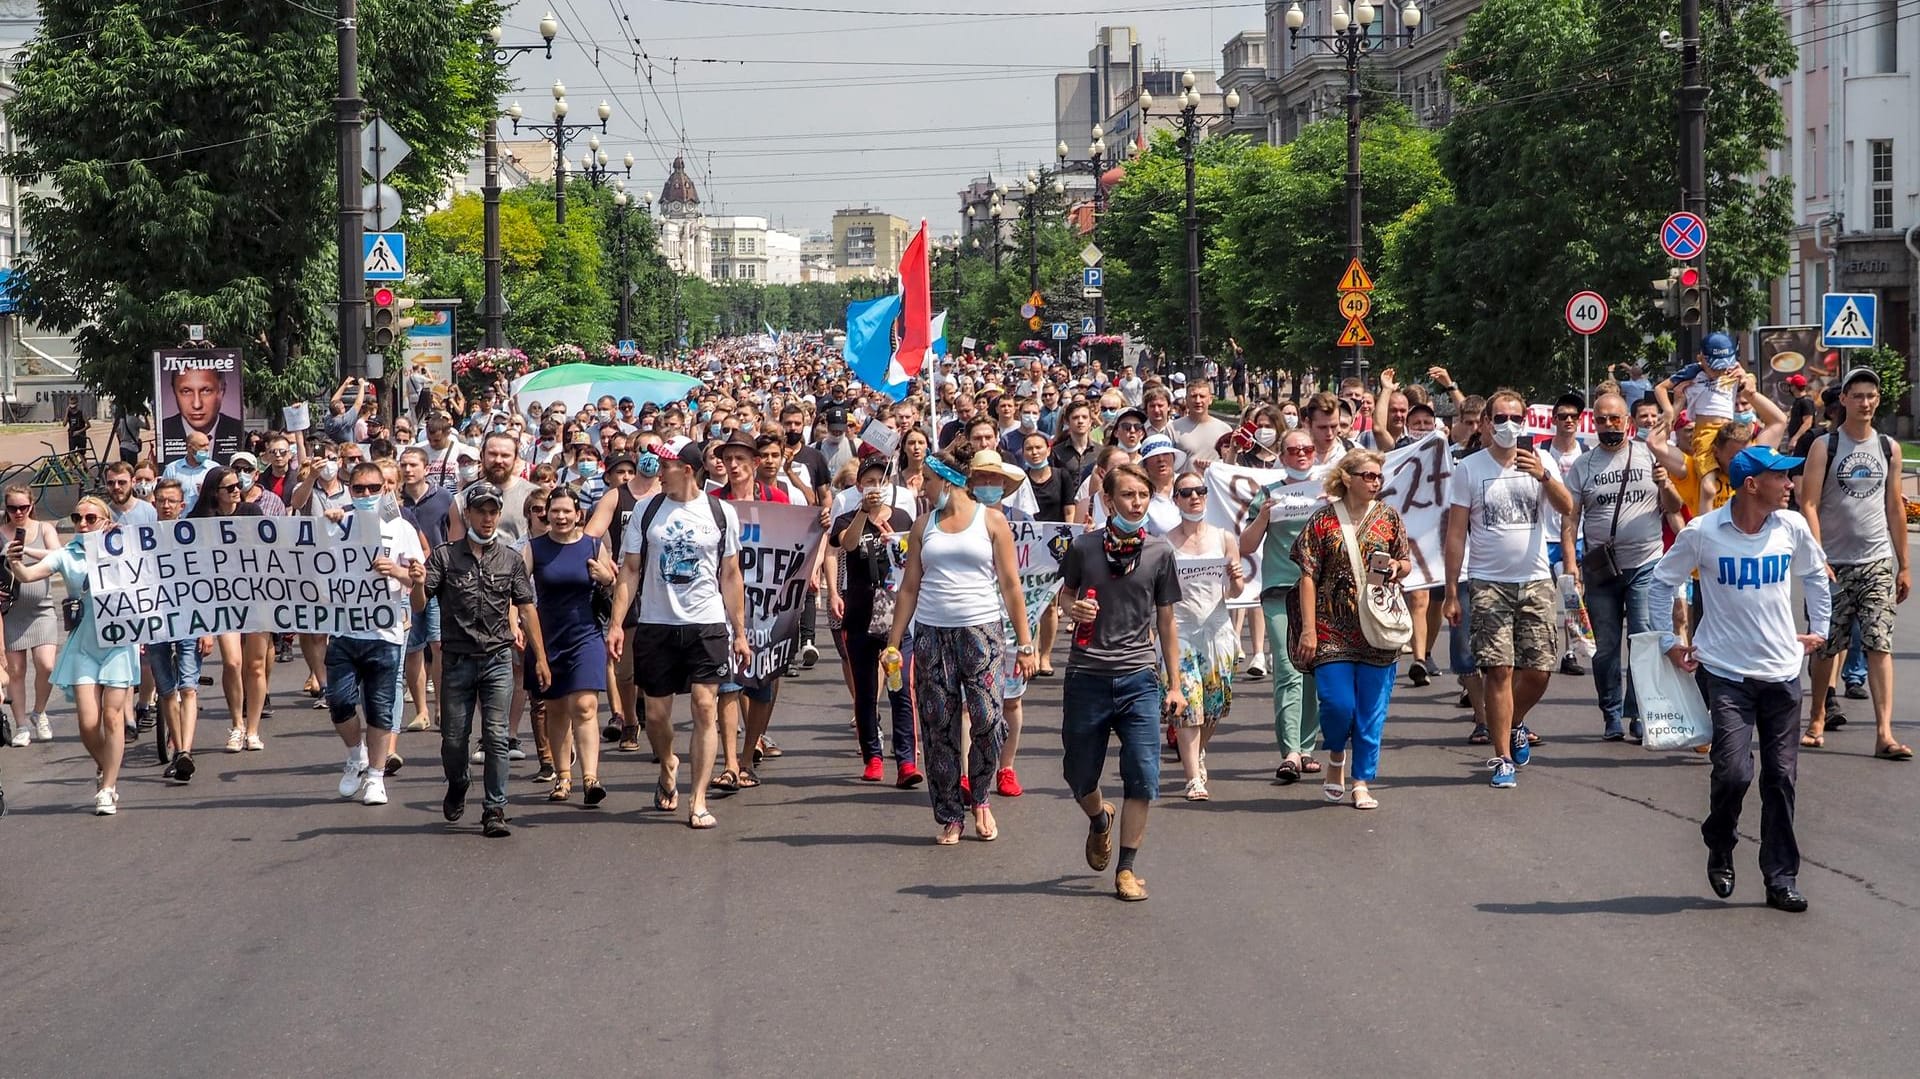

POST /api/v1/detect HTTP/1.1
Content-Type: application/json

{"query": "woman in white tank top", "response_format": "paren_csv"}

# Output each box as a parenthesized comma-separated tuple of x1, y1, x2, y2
(1165, 470, 1249, 801)
(885, 450, 1039, 845)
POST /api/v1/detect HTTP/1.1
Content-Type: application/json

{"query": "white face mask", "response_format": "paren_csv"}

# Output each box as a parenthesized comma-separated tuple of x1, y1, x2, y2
(1281, 413, 1300, 430)
(317, 460, 339, 482)
(1492, 421, 1525, 449)
(1178, 508, 1207, 523)
(1253, 427, 1277, 447)
(1283, 465, 1314, 482)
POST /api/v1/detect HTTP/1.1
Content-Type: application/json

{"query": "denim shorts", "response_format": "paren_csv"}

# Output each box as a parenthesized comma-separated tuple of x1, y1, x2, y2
(327, 636, 405, 731)
(406, 597, 440, 654)
(1061, 667, 1162, 802)
(146, 639, 203, 696)
(719, 679, 776, 703)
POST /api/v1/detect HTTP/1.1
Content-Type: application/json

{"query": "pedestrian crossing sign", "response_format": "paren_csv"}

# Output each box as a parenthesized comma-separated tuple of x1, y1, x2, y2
(1820, 292, 1877, 349)
(363, 232, 406, 281)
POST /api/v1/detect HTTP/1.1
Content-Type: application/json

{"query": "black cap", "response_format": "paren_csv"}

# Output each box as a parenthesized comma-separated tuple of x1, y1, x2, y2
(462, 481, 505, 510)
(824, 406, 849, 429)
(675, 441, 707, 470)
(1555, 391, 1586, 412)
(1113, 407, 1147, 427)
(605, 455, 637, 473)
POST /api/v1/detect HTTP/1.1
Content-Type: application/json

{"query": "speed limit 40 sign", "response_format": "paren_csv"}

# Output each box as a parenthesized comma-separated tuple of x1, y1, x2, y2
(1565, 291, 1609, 335)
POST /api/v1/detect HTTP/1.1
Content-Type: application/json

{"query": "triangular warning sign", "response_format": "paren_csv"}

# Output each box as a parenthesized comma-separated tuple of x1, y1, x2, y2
(1028, 290, 1045, 308)
(1337, 259, 1375, 293)
(1337, 317, 1375, 348)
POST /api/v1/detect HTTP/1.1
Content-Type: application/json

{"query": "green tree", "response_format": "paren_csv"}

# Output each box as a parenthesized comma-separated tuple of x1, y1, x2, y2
(3, 0, 509, 410)
(1398, 0, 1794, 394)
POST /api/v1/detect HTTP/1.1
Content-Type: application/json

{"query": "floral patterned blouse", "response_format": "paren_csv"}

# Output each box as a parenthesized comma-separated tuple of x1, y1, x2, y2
(1287, 500, 1410, 668)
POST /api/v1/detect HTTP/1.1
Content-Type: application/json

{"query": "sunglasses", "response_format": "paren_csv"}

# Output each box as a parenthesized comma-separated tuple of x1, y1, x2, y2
(1283, 444, 1314, 454)
(217, 483, 242, 493)
(1491, 413, 1527, 425)
(1554, 412, 1581, 422)
(6, 504, 31, 513)
(70, 513, 103, 525)
(1352, 471, 1385, 483)
(349, 483, 382, 496)
(1115, 422, 1144, 432)
(1175, 486, 1207, 498)
(529, 507, 548, 517)
(233, 465, 256, 474)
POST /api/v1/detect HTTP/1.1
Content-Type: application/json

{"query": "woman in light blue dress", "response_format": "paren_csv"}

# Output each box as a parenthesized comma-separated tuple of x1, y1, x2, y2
(7, 496, 140, 815)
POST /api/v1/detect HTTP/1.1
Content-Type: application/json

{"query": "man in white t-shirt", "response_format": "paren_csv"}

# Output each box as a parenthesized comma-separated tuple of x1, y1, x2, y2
(1170, 382, 1232, 466)
(326, 462, 428, 808)
(607, 437, 752, 831)
(1442, 388, 1575, 790)
(1649, 446, 1829, 913)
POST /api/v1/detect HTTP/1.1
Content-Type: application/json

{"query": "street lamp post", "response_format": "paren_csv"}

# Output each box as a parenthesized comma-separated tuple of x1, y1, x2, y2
(613, 190, 633, 342)
(481, 14, 557, 350)
(1062, 125, 1111, 334)
(1287, 0, 1422, 382)
(1022, 170, 1040, 297)
(989, 184, 1006, 274)
(509, 81, 611, 226)
(578, 138, 634, 190)
(1140, 71, 1238, 382)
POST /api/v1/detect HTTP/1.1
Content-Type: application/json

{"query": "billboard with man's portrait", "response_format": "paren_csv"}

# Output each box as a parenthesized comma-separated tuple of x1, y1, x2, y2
(154, 348, 245, 463)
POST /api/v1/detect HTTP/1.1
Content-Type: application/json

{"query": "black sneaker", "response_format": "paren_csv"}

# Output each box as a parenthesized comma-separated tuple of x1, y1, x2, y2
(532, 761, 557, 783)
(481, 808, 511, 837)
(1408, 664, 1431, 687)
(259, 695, 274, 719)
(443, 779, 469, 822)
(161, 755, 179, 780)
(1844, 680, 1869, 700)
(174, 752, 196, 783)
(135, 704, 155, 732)
(1559, 654, 1586, 676)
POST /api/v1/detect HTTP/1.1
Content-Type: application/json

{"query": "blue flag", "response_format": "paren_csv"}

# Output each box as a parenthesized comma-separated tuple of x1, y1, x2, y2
(843, 294, 911, 401)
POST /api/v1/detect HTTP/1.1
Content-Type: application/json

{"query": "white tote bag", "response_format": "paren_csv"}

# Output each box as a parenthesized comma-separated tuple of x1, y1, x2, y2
(1627, 631, 1713, 751)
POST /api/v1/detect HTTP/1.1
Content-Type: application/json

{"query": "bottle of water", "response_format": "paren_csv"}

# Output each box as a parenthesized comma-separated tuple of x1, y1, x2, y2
(882, 647, 903, 693)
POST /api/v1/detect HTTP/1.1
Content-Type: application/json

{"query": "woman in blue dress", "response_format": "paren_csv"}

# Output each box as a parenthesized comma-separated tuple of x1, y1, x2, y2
(521, 486, 614, 806)
(7, 496, 140, 815)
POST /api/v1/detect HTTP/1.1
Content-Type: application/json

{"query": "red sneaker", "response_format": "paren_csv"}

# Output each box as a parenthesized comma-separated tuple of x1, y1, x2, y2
(896, 762, 924, 789)
(860, 757, 885, 782)
(995, 766, 1024, 798)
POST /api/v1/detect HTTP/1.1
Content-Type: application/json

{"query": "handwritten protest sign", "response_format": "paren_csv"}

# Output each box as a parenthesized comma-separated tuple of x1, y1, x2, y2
(731, 501, 826, 689)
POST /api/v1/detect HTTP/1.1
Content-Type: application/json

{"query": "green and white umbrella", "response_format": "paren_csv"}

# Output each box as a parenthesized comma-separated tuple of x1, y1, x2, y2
(509, 363, 701, 413)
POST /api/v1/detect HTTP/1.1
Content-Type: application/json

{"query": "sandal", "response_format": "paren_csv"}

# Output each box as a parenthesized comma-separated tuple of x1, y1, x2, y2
(1469, 724, 1491, 745)
(1353, 784, 1379, 811)
(687, 809, 717, 830)
(935, 822, 963, 845)
(1184, 777, 1210, 801)
(1322, 758, 1346, 803)
(1274, 759, 1301, 785)
(1874, 742, 1914, 761)
(618, 729, 642, 753)
(735, 768, 761, 789)
(710, 770, 740, 798)
(974, 808, 998, 841)
(1299, 756, 1323, 775)
(1800, 732, 1825, 749)
(652, 779, 678, 812)
(548, 776, 572, 802)
(583, 776, 607, 806)
(755, 736, 782, 760)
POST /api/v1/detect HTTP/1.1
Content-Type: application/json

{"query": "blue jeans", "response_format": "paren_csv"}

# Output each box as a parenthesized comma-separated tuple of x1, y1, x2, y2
(1584, 561, 1656, 725)
(406, 597, 440, 654)
(439, 647, 515, 810)
(1843, 621, 1867, 686)
(1315, 661, 1396, 782)
(1061, 667, 1162, 802)
(846, 628, 916, 765)
(326, 637, 404, 731)
(146, 639, 203, 696)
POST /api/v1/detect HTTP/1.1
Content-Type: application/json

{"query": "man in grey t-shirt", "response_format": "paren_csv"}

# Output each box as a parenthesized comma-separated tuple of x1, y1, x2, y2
(1056, 463, 1184, 902)
(1563, 392, 1678, 742)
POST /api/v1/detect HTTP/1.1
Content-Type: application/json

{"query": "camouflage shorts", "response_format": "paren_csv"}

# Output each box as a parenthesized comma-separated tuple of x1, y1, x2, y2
(1820, 558, 1896, 657)
(1469, 578, 1559, 672)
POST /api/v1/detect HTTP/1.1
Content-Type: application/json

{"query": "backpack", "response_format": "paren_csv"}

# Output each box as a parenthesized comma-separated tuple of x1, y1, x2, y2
(627, 492, 729, 622)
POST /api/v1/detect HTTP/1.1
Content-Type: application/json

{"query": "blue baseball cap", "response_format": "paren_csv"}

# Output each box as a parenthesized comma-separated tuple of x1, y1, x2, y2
(1728, 446, 1804, 487)
(1702, 332, 1739, 369)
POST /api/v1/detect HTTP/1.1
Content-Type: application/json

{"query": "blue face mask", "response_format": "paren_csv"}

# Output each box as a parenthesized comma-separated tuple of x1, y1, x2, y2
(1109, 511, 1147, 535)
(1023, 458, 1048, 472)
(1100, 409, 1119, 423)
(1733, 410, 1756, 426)
(577, 461, 600, 480)
(973, 485, 1005, 506)
(351, 495, 380, 513)
(189, 450, 209, 466)
(636, 452, 661, 477)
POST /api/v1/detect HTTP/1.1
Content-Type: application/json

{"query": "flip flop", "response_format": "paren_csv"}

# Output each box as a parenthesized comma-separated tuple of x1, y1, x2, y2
(710, 771, 740, 798)
(1274, 760, 1301, 785)
(735, 768, 762, 789)
(1874, 743, 1914, 761)
(653, 780, 678, 812)
(1299, 756, 1323, 775)
(1800, 733, 1825, 749)
(687, 809, 718, 829)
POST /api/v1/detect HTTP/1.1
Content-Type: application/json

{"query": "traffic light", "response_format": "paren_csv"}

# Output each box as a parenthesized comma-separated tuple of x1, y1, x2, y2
(1677, 266, 1706, 328)
(367, 285, 416, 352)
(1649, 268, 1681, 318)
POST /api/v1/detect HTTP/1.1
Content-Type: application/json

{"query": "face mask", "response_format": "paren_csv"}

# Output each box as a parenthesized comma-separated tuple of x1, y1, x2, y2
(1282, 413, 1300, 430)
(318, 460, 340, 481)
(933, 489, 951, 512)
(1254, 427, 1277, 447)
(1179, 508, 1207, 523)
(237, 473, 255, 492)
(1492, 421, 1524, 449)
(577, 461, 600, 480)
(469, 528, 497, 546)
(636, 453, 661, 478)
(133, 480, 154, 499)
(1733, 410, 1756, 426)
(1100, 409, 1119, 423)
(189, 450, 209, 466)
(1635, 424, 1654, 441)
(351, 495, 380, 513)
(1598, 430, 1626, 448)
(973, 485, 1005, 506)
(784, 430, 802, 447)
(1284, 465, 1314, 482)
(1109, 512, 1146, 535)
(458, 464, 479, 483)
(1020, 415, 1039, 431)
(861, 484, 887, 499)
(1023, 458, 1048, 472)
(596, 410, 611, 422)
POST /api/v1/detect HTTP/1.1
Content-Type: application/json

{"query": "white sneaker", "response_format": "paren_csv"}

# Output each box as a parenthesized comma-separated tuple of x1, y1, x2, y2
(800, 641, 820, 666)
(1246, 653, 1267, 678)
(245, 733, 264, 751)
(507, 741, 526, 762)
(470, 748, 484, 764)
(7, 724, 28, 748)
(33, 713, 51, 741)
(360, 774, 388, 806)
(338, 757, 367, 799)
(225, 727, 245, 753)
(93, 788, 117, 815)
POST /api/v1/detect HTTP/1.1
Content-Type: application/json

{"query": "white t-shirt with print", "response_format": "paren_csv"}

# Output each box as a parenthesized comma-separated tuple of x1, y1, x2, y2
(1446, 449, 1553, 583)
(621, 492, 742, 625)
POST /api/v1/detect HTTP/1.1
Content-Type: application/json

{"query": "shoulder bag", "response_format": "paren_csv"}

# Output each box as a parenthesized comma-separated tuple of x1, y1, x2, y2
(1578, 444, 1636, 587)
(1331, 500, 1413, 651)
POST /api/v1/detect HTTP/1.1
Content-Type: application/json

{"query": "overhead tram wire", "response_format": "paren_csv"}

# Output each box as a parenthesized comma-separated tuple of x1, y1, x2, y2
(656, 0, 1261, 15)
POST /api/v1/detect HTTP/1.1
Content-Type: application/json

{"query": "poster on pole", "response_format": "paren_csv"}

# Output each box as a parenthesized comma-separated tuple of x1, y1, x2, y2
(731, 501, 827, 690)
(153, 348, 245, 463)
(403, 306, 457, 389)
(84, 511, 406, 646)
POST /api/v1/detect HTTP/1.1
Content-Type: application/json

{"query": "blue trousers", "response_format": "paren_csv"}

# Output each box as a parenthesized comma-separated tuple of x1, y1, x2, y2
(439, 647, 515, 811)
(1843, 621, 1867, 686)
(1584, 561, 1656, 725)
(1315, 661, 1396, 782)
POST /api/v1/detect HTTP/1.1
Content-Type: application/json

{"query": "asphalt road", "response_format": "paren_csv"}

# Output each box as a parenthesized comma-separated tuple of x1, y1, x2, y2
(3, 600, 1918, 1077)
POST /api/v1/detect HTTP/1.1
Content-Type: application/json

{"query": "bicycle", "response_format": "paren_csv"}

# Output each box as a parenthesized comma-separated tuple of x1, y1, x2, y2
(0, 441, 104, 501)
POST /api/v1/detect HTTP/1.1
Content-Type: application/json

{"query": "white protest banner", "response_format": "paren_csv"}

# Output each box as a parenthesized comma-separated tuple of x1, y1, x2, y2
(1204, 433, 1453, 591)
(282, 402, 311, 433)
(731, 501, 826, 689)
(84, 512, 404, 646)
(1525, 404, 1595, 440)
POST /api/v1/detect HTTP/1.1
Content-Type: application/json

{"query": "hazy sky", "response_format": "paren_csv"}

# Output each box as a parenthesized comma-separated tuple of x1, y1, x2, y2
(507, 0, 1258, 236)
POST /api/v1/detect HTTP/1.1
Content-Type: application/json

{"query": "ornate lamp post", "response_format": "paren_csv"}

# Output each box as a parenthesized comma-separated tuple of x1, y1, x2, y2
(1140, 71, 1238, 381)
(479, 13, 557, 348)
